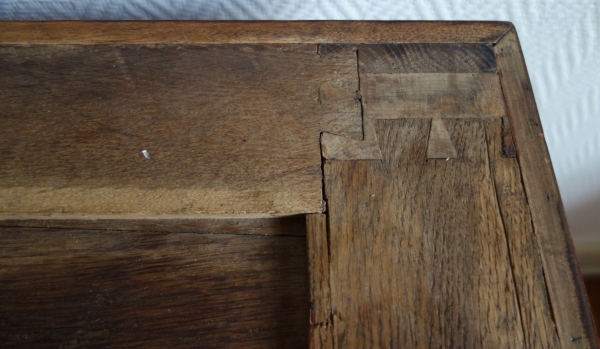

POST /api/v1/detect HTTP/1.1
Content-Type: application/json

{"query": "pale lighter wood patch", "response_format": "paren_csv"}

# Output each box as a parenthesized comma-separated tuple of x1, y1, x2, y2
(362, 73, 505, 119)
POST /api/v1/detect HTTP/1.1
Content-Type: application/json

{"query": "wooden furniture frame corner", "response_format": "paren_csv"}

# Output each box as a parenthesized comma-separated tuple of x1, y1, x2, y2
(0, 21, 597, 348)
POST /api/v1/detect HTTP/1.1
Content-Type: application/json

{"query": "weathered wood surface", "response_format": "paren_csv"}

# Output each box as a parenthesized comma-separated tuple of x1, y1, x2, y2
(324, 118, 527, 348)
(427, 119, 458, 159)
(0, 224, 308, 348)
(318, 44, 362, 140)
(1, 21, 596, 349)
(0, 216, 306, 236)
(0, 44, 356, 218)
(358, 44, 497, 74)
(495, 28, 598, 348)
(484, 118, 560, 348)
(318, 44, 383, 161)
(361, 73, 505, 119)
(307, 214, 333, 349)
(314, 36, 599, 348)
(320, 132, 383, 160)
(322, 43, 505, 161)
(0, 21, 513, 45)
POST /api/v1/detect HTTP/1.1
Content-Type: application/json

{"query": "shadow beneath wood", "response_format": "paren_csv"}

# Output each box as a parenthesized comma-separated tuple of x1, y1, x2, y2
(0, 219, 309, 348)
(567, 194, 600, 275)
(567, 195, 600, 242)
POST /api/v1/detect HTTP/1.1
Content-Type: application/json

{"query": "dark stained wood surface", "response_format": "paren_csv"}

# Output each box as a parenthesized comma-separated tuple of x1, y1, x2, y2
(0, 222, 308, 348)
(358, 44, 497, 74)
(0, 21, 513, 45)
(1, 21, 596, 349)
(0, 44, 356, 218)
(0, 216, 306, 236)
(495, 28, 598, 348)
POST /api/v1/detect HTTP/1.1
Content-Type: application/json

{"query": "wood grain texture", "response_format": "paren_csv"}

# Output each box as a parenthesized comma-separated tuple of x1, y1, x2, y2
(427, 119, 458, 159)
(1, 22, 593, 349)
(307, 214, 333, 349)
(318, 44, 386, 160)
(361, 73, 505, 119)
(0, 216, 306, 236)
(0, 21, 513, 45)
(502, 116, 517, 158)
(318, 44, 362, 140)
(0, 44, 356, 218)
(495, 28, 599, 348)
(320, 132, 383, 160)
(0, 227, 308, 348)
(324, 118, 525, 348)
(484, 118, 561, 349)
(358, 44, 496, 74)
(319, 99, 363, 140)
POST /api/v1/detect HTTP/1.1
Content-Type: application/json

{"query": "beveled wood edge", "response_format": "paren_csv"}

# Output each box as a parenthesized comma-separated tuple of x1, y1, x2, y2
(0, 213, 309, 220)
(0, 215, 307, 236)
(494, 27, 599, 348)
(0, 21, 513, 45)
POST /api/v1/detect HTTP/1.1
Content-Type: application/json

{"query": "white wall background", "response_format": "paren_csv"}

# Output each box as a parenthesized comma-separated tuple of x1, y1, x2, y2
(1, 0, 599, 244)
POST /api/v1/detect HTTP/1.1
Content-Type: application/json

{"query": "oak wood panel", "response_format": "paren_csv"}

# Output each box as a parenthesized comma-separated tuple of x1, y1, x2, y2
(358, 44, 496, 74)
(427, 119, 458, 159)
(0, 227, 308, 348)
(307, 214, 333, 349)
(361, 73, 505, 119)
(319, 102, 363, 140)
(318, 44, 384, 160)
(324, 118, 525, 348)
(484, 118, 561, 348)
(1, 22, 593, 349)
(0, 21, 513, 45)
(495, 28, 599, 348)
(318, 45, 362, 140)
(320, 132, 383, 160)
(501, 116, 517, 158)
(0, 44, 356, 218)
(0, 216, 306, 236)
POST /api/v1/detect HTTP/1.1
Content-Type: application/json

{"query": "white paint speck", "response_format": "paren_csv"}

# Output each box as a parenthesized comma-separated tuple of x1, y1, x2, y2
(141, 150, 150, 159)
(446, 157, 450, 161)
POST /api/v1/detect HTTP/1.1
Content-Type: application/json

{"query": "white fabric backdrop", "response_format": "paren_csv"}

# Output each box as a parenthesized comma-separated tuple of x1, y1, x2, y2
(2, 0, 599, 242)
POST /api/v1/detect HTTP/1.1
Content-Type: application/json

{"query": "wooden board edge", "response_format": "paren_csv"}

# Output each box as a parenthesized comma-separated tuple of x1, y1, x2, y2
(306, 213, 333, 349)
(494, 27, 599, 348)
(0, 212, 315, 220)
(0, 215, 307, 236)
(0, 21, 513, 45)
(492, 22, 515, 45)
